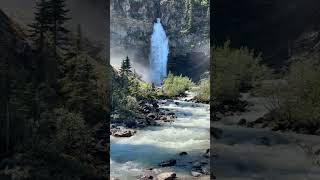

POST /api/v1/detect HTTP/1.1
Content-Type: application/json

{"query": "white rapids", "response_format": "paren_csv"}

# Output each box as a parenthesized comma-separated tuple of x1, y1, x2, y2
(110, 92, 210, 179)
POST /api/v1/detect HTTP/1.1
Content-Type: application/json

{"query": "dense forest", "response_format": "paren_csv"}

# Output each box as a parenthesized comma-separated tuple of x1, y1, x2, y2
(0, 0, 110, 179)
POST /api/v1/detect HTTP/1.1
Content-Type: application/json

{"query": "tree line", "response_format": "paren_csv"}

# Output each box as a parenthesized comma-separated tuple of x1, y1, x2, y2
(0, 0, 108, 178)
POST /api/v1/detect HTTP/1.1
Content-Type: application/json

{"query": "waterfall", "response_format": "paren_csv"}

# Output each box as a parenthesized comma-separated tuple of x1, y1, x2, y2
(150, 18, 169, 86)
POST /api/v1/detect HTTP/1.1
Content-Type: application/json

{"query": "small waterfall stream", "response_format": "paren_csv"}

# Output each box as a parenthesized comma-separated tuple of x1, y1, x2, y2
(150, 18, 169, 86)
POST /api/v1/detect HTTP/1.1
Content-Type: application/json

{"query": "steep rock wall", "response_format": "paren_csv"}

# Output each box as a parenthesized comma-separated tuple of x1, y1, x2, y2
(111, 0, 210, 80)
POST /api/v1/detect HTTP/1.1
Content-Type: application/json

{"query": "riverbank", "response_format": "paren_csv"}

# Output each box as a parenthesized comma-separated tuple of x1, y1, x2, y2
(213, 93, 320, 179)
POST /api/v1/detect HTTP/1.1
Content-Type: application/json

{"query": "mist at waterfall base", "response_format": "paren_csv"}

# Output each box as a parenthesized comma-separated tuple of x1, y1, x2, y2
(110, 52, 151, 82)
(149, 18, 169, 86)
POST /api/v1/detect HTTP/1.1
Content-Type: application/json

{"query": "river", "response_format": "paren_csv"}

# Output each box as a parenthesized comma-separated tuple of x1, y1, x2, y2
(110, 92, 210, 179)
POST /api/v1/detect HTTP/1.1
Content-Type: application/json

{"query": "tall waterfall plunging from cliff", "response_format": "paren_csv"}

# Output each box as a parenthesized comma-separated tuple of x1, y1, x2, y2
(150, 18, 169, 86)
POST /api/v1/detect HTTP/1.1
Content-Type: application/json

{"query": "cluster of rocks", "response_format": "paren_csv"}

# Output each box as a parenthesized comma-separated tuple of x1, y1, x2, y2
(216, 100, 249, 114)
(141, 171, 176, 180)
(139, 149, 211, 179)
(212, 100, 249, 122)
(238, 114, 320, 136)
(190, 150, 211, 177)
(110, 126, 137, 137)
(140, 99, 177, 123)
(110, 98, 178, 138)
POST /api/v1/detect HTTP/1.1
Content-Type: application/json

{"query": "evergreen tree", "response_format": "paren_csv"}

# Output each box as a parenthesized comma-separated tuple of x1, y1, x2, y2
(119, 56, 132, 91)
(66, 24, 83, 59)
(47, 0, 70, 54)
(60, 55, 102, 123)
(28, 0, 50, 51)
(124, 56, 132, 72)
(28, 0, 52, 126)
(120, 56, 132, 76)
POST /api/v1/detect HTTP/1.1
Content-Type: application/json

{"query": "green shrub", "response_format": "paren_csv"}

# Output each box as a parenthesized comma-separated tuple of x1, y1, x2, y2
(195, 78, 210, 102)
(260, 59, 320, 131)
(212, 41, 272, 103)
(162, 72, 194, 97)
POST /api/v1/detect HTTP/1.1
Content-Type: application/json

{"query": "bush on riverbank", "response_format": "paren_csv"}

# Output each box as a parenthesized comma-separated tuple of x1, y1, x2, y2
(162, 72, 194, 97)
(212, 41, 272, 104)
(259, 58, 320, 133)
(195, 78, 210, 103)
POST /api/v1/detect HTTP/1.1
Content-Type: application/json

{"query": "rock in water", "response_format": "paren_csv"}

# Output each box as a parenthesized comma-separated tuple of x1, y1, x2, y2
(157, 172, 176, 180)
(191, 170, 202, 177)
(179, 152, 188, 156)
(111, 127, 136, 137)
(147, 113, 157, 120)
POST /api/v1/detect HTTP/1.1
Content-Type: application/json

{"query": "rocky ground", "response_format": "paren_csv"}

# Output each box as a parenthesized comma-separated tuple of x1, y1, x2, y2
(212, 93, 320, 180)
(110, 98, 178, 137)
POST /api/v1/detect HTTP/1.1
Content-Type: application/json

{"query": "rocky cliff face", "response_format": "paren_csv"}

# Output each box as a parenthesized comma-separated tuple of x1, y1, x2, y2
(111, 0, 210, 81)
(213, 0, 320, 68)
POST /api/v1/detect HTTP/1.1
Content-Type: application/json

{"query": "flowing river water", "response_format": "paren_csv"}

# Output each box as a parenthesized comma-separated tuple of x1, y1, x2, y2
(110, 92, 210, 179)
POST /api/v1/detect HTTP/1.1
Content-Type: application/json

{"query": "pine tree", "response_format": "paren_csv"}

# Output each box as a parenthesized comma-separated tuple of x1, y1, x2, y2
(124, 56, 132, 72)
(47, 0, 70, 54)
(28, 0, 50, 51)
(119, 56, 132, 91)
(66, 24, 83, 59)
(120, 56, 132, 76)
(60, 54, 102, 123)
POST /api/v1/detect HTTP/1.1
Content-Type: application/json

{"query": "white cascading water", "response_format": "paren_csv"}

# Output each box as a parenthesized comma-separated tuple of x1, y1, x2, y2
(150, 18, 169, 86)
(110, 92, 210, 179)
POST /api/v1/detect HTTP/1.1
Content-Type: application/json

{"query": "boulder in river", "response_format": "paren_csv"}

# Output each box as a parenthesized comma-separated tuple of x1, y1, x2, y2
(152, 102, 159, 108)
(201, 164, 210, 175)
(179, 152, 188, 156)
(159, 116, 167, 121)
(163, 119, 174, 123)
(157, 172, 176, 180)
(141, 175, 154, 179)
(111, 127, 136, 137)
(147, 113, 157, 120)
(191, 170, 203, 177)
(159, 159, 176, 167)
